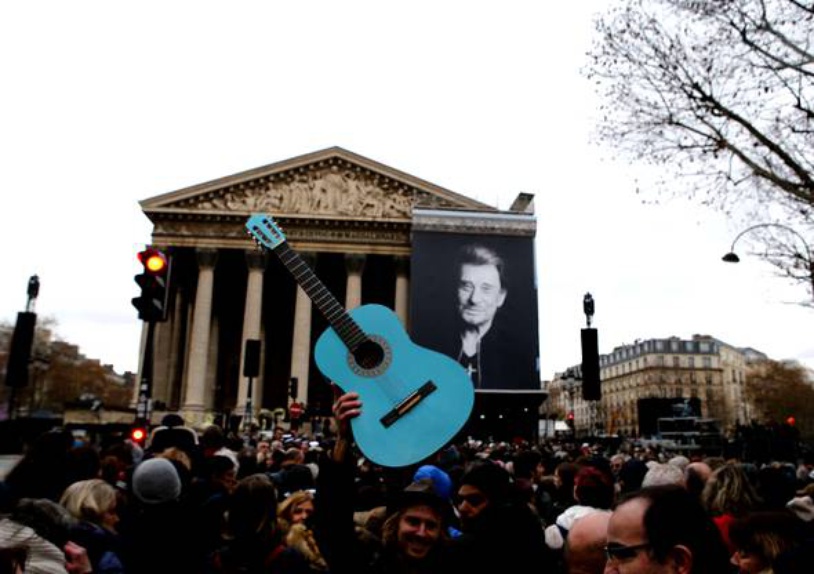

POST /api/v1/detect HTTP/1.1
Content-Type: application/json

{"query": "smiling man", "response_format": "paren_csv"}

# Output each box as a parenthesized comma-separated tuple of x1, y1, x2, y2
(315, 391, 454, 573)
(604, 485, 730, 574)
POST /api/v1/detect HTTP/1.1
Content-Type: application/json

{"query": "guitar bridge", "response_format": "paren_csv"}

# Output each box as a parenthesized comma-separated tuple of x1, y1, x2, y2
(380, 381, 438, 428)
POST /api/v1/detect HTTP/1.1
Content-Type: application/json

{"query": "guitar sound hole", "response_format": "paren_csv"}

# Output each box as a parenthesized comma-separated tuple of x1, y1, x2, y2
(353, 339, 384, 370)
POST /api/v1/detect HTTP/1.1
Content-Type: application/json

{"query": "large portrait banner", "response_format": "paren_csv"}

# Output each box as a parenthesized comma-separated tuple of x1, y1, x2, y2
(410, 230, 540, 392)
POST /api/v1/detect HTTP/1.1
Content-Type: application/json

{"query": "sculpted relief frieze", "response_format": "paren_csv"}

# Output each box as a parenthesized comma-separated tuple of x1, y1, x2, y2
(177, 163, 430, 218)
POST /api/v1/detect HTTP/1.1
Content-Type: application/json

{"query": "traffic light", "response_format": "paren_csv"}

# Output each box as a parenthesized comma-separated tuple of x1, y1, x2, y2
(132, 247, 171, 322)
(567, 411, 575, 431)
(130, 426, 148, 446)
(289, 376, 298, 400)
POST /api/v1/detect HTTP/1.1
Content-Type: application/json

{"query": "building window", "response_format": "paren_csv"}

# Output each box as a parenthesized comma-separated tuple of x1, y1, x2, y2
(687, 356, 695, 368)
(684, 341, 694, 352)
(703, 356, 712, 369)
(673, 356, 680, 368)
(656, 340, 664, 351)
(699, 342, 710, 352)
(657, 356, 665, 367)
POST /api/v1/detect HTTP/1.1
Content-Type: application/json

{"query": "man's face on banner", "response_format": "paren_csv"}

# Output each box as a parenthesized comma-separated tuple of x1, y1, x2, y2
(457, 263, 506, 329)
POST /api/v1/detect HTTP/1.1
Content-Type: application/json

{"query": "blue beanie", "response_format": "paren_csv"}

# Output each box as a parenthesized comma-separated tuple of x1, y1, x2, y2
(413, 464, 453, 501)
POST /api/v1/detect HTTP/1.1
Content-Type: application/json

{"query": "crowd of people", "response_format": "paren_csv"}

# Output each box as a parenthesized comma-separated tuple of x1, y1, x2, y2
(1, 392, 813, 573)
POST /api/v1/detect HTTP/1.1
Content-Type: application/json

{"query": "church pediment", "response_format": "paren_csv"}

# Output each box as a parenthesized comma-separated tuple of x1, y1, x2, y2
(141, 147, 495, 221)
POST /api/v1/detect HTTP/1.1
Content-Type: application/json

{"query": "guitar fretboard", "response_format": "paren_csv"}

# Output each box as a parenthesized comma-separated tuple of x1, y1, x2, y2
(274, 242, 367, 351)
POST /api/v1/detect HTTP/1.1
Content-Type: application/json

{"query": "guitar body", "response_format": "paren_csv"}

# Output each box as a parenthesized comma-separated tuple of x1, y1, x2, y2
(246, 213, 474, 468)
(315, 304, 474, 468)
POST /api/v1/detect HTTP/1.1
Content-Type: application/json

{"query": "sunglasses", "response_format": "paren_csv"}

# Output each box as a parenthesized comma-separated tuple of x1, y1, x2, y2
(604, 542, 652, 561)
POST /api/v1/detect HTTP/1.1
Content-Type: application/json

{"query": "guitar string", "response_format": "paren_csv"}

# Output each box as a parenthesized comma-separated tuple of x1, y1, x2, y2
(273, 235, 404, 407)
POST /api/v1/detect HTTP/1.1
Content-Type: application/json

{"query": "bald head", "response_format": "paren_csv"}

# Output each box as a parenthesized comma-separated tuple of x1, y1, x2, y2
(565, 510, 611, 574)
(685, 461, 712, 500)
(685, 461, 711, 482)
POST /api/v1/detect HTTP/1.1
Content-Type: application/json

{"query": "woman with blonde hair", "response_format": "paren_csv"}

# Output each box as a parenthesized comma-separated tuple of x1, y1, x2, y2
(208, 473, 309, 573)
(59, 478, 124, 573)
(702, 463, 764, 555)
(278, 490, 316, 529)
(278, 490, 328, 572)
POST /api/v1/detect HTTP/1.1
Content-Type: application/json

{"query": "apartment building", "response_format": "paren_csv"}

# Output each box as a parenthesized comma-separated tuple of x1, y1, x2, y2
(546, 334, 764, 437)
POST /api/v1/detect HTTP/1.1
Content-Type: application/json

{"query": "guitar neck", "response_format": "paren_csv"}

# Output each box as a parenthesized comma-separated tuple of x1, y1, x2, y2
(273, 243, 367, 350)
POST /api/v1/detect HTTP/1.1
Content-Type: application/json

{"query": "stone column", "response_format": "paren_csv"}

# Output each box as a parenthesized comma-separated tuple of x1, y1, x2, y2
(289, 253, 315, 405)
(152, 321, 171, 409)
(394, 256, 410, 327)
(182, 248, 218, 424)
(344, 254, 366, 310)
(166, 285, 186, 409)
(237, 250, 266, 414)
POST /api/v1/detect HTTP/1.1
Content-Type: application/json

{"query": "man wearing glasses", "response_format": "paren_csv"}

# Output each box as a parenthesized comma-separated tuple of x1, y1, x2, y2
(603, 485, 731, 573)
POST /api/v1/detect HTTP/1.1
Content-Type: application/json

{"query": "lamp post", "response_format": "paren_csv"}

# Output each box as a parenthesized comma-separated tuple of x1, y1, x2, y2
(722, 223, 813, 300)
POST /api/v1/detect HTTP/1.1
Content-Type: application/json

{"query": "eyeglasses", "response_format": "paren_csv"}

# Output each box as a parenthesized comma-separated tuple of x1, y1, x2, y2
(604, 542, 652, 561)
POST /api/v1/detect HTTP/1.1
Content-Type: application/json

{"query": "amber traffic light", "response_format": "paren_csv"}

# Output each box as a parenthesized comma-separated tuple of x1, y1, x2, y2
(132, 247, 171, 322)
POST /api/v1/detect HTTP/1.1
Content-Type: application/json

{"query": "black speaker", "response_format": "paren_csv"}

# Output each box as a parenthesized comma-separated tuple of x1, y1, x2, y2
(6, 312, 36, 388)
(581, 328, 601, 401)
(243, 339, 261, 378)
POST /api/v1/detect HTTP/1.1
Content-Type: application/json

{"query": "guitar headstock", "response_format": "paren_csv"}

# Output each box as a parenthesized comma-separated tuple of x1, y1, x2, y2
(246, 214, 287, 251)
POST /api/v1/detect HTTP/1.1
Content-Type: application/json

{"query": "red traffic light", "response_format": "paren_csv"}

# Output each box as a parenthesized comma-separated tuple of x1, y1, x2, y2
(786, 416, 796, 426)
(138, 248, 168, 274)
(567, 412, 575, 420)
(130, 427, 147, 444)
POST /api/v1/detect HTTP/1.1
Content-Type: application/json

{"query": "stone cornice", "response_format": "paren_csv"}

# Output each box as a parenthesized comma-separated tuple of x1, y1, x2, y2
(412, 208, 536, 237)
(149, 214, 411, 254)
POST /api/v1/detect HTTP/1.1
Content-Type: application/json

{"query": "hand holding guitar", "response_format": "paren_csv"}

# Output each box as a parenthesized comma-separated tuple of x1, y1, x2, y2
(331, 388, 361, 463)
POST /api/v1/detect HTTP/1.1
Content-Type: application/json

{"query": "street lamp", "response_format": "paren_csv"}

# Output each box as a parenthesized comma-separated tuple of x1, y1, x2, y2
(722, 222, 814, 299)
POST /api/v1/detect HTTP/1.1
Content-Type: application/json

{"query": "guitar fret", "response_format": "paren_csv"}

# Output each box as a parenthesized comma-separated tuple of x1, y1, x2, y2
(274, 240, 365, 351)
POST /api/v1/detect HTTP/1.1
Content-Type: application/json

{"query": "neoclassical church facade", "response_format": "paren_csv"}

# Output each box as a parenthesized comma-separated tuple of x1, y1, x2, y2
(134, 147, 540, 434)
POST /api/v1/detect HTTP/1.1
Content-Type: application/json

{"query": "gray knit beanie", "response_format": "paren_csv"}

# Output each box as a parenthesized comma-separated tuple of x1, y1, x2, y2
(132, 458, 182, 504)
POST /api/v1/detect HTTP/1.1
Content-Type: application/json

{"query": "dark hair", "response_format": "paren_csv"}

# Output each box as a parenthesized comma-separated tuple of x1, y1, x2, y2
(633, 484, 731, 573)
(617, 458, 648, 494)
(0, 547, 27, 574)
(729, 511, 803, 563)
(456, 244, 507, 290)
(512, 450, 542, 480)
(225, 473, 278, 539)
(12, 498, 77, 548)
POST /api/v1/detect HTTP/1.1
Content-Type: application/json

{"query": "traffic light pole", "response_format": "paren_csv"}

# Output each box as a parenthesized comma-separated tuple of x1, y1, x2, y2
(135, 319, 156, 427)
(242, 375, 254, 433)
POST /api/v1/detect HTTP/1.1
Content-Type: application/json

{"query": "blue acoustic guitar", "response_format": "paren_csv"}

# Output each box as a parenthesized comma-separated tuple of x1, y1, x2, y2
(246, 213, 474, 467)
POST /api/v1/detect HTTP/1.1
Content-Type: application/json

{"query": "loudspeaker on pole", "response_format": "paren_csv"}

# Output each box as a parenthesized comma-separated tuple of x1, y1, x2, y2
(581, 327, 601, 401)
(5, 312, 37, 388)
(243, 339, 261, 378)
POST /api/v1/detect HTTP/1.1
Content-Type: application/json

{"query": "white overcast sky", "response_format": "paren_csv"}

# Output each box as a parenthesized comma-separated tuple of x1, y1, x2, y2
(1, 1, 812, 379)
